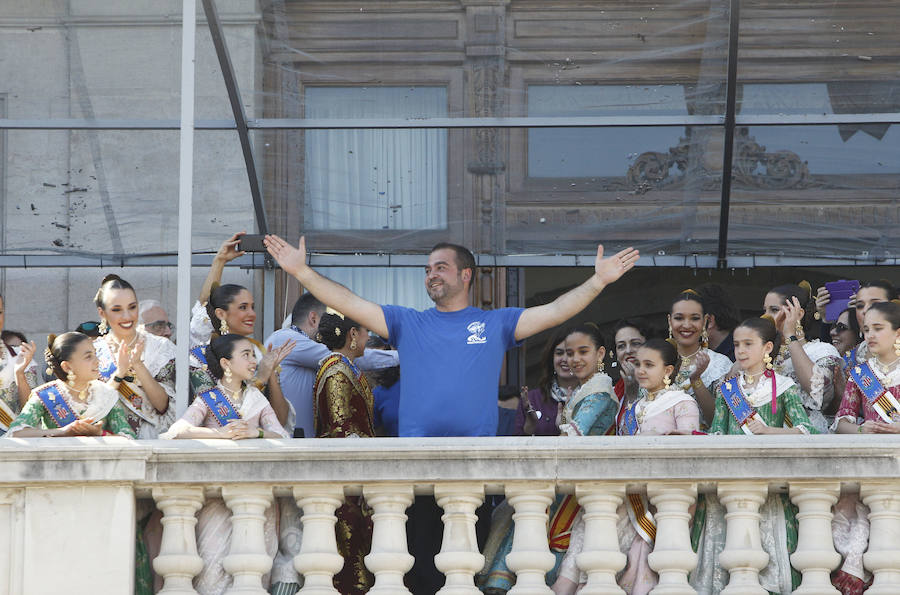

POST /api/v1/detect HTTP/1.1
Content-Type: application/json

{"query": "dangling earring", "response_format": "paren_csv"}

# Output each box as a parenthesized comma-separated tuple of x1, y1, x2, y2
(663, 374, 671, 388)
(98, 319, 108, 335)
(596, 359, 605, 372)
(668, 325, 673, 341)
(223, 366, 233, 384)
(701, 327, 709, 348)
(350, 337, 357, 351)
(219, 318, 229, 335)
(894, 336, 900, 357)
(764, 353, 773, 370)
(795, 320, 804, 338)
(67, 370, 76, 387)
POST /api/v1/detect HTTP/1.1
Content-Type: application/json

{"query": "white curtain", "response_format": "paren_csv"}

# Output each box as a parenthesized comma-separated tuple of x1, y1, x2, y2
(316, 267, 433, 313)
(305, 86, 448, 230)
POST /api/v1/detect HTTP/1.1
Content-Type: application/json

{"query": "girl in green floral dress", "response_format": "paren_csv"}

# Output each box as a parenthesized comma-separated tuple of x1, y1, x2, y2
(691, 316, 816, 594)
(5, 332, 134, 438)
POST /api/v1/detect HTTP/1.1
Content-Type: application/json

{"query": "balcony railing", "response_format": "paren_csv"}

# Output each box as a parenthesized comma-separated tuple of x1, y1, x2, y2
(1, 435, 899, 594)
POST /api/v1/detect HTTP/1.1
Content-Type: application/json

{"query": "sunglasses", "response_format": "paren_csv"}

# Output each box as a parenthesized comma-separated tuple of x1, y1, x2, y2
(832, 322, 851, 333)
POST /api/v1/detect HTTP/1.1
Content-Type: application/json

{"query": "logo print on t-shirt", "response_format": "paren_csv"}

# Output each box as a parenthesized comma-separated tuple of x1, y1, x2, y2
(466, 321, 487, 345)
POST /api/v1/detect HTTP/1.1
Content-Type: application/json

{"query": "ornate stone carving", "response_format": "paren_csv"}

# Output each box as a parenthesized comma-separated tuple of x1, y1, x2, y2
(626, 127, 812, 192)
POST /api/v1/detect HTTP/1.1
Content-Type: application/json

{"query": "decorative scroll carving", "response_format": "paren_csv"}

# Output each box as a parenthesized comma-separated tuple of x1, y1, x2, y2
(627, 127, 813, 192)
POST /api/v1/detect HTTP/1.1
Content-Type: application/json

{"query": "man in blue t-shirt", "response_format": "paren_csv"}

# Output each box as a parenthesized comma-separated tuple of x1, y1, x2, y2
(265, 235, 639, 436)
(265, 234, 638, 592)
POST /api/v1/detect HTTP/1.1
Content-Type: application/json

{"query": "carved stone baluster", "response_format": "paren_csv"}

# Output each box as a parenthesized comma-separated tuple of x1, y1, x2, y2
(152, 487, 205, 595)
(434, 483, 486, 595)
(0, 489, 23, 595)
(505, 482, 556, 595)
(647, 482, 698, 595)
(717, 482, 768, 595)
(861, 482, 900, 594)
(789, 482, 841, 595)
(221, 485, 274, 595)
(363, 484, 415, 595)
(575, 483, 626, 595)
(293, 485, 345, 595)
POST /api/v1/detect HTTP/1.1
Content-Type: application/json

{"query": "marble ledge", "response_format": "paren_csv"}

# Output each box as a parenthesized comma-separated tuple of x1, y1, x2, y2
(0, 435, 897, 488)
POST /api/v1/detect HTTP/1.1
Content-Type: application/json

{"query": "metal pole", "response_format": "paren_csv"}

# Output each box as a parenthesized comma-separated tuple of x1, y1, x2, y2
(716, 0, 741, 269)
(175, 0, 197, 417)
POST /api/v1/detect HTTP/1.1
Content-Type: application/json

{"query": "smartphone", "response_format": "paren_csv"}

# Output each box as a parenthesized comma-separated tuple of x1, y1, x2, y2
(237, 234, 267, 253)
(824, 279, 860, 322)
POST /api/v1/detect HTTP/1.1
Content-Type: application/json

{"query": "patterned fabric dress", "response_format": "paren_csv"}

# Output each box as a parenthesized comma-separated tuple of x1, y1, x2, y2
(774, 339, 844, 433)
(673, 348, 733, 427)
(313, 353, 376, 595)
(0, 343, 39, 435)
(828, 358, 900, 594)
(481, 373, 618, 594)
(4, 379, 135, 438)
(93, 331, 177, 439)
(691, 373, 815, 595)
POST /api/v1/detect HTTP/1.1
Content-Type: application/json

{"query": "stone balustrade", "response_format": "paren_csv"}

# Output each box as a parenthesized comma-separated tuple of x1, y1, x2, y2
(0, 435, 899, 595)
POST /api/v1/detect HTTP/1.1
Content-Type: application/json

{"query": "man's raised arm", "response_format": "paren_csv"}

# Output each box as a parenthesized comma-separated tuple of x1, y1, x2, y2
(265, 235, 390, 339)
(514, 245, 639, 341)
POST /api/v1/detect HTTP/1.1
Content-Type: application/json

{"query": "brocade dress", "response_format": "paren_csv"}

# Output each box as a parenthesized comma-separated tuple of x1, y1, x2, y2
(313, 353, 376, 595)
(690, 373, 815, 595)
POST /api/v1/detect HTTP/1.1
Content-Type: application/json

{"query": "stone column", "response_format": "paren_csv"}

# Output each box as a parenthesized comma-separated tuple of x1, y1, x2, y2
(363, 484, 415, 595)
(222, 485, 274, 595)
(860, 482, 900, 594)
(152, 486, 205, 595)
(789, 482, 841, 595)
(0, 489, 23, 595)
(293, 484, 345, 595)
(505, 482, 556, 595)
(647, 483, 697, 595)
(575, 483, 626, 595)
(717, 482, 769, 595)
(434, 483, 486, 595)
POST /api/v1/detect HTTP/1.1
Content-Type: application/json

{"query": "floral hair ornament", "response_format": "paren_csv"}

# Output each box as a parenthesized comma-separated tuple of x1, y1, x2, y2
(325, 307, 345, 336)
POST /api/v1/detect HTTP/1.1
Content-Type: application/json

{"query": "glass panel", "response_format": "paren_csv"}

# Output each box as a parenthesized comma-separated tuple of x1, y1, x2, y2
(254, 1, 729, 119)
(2, 130, 179, 255)
(738, 1, 900, 114)
(193, 131, 256, 253)
(726, 124, 900, 258)
(0, 4, 182, 120)
(514, 125, 724, 257)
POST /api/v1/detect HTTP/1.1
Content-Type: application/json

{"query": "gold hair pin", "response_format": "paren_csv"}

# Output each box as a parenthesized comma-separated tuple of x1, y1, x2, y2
(326, 307, 345, 320)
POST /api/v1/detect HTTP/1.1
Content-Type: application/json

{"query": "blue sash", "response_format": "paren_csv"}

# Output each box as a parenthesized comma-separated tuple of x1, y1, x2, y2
(198, 387, 241, 426)
(842, 350, 857, 374)
(95, 339, 118, 381)
(191, 345, 208, 368)
(849, 363, 898, 419)
(36, 384, 79, 427)
(720, 380, 755, 427)
(623, 401, 639, 436)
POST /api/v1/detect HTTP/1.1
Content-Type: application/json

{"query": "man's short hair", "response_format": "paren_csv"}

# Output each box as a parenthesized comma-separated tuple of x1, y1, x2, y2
(697, 283, 741, 332)
(430, 242, 476, 280)
(138, 299, 165, 324)
(291, 292, 325, 326)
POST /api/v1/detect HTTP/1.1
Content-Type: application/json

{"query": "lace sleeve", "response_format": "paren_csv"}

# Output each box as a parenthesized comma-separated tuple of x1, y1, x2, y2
(190, 300, 213, 348)
(259, 404, 290, 438)
(806, 354, 842, 411)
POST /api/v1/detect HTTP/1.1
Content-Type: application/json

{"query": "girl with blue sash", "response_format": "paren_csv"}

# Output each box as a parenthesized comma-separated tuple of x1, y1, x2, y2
(554, 340, 699, 595)
(162, 334, 292, 595)
(189, 234, 295, 430)
(92, 274, 176, 439)
(829, 302, 900, 594)
(5, 332, 133, 438)
(692, 316, 815, 595)
(482, 324, 615, 594)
